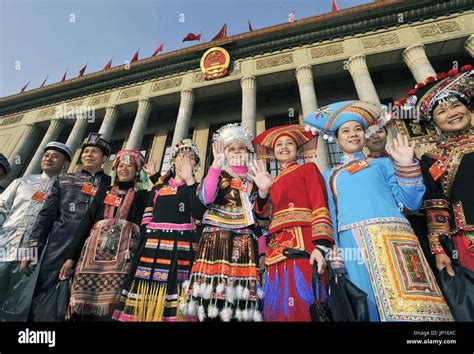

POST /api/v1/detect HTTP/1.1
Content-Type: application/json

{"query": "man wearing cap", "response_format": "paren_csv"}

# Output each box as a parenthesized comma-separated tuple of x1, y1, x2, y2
(0, 142, 72, 321)
(23, 133, 112, 320)
(0, 154, 11, 194)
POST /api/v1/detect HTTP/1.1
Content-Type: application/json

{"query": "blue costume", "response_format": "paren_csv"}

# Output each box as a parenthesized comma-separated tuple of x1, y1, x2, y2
(305, 101, 453, 321)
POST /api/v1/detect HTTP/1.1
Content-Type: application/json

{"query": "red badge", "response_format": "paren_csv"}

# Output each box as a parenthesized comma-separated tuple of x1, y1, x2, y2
(80, 182, 98, 196)
(429, 160, 446, 181)
(347, 159, 369, 174)
(231, 178, 248, 192)
(104, 193, 122, 207)
(159, 185, 178, 196)
(31, 191, 47, 203)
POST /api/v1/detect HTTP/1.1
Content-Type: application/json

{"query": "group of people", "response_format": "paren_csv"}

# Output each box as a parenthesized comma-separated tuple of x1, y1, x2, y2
(0, 64, 472, 322)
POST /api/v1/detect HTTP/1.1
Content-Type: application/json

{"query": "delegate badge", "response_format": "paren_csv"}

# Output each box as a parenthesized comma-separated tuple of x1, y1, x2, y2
(31, 191, 47, 203)
(347, 159, 369, 174)
(80, 182, 98, 196)
(104, 193, 123, 207)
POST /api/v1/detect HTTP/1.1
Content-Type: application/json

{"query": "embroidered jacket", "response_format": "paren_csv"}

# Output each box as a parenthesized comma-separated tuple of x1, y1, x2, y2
(420, 130, 474, 255)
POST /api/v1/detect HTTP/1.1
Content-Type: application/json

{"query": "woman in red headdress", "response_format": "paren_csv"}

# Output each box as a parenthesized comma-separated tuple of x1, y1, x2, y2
(253, 125, 334, 321)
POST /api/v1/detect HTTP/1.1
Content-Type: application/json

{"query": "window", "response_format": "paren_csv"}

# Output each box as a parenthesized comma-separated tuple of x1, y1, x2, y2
(327, 141, 343, 167)
(159, 128, 194, 175)
(264, 112, 301, 176)
(107, 139, 126, 162)
(140, 134, 155, 162)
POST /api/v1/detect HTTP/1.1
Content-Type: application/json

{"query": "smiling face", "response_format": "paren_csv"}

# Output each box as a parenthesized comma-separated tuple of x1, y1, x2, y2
(274, 135, 298, 164)
(81, 146, 107, 171)
(116, 161, 137, 182)
(225, 142, 249, 166)
(336, 121, 366, 155)
(41, 149, 68, 175)
(365, 127, 387, 154)
(432, 100, 471, 133)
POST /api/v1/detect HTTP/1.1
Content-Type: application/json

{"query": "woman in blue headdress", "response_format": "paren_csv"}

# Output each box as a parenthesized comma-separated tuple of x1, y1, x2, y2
(304, 101, 452, 322)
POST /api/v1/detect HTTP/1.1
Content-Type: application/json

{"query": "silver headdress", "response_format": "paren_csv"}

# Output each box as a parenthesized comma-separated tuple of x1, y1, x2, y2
(212, 123, 255, 152)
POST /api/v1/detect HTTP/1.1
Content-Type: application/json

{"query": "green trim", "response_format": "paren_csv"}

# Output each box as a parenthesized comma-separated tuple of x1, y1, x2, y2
(1, 0, 472, 116)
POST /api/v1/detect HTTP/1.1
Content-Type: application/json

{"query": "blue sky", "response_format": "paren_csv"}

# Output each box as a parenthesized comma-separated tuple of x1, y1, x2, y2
(0, 0, 372, 98)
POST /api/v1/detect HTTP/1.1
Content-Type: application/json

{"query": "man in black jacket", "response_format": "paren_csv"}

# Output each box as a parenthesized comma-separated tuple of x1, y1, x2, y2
(21, 133, 112, 320)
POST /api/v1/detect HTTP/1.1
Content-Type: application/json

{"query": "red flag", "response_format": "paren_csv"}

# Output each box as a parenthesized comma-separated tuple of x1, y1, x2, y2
(20, 81, 30, 93)
(78, 63, 88, 77)
(332, 0, 338, 12)
(212, 23, 227, 41)
(151, 43, 164, 57)
(248, 20, 253, 32)
(182, 32, 201, 42)
(130, 50, 139, 63)
(60, 70, 68, 82)
(40, 75, 48, 88)
(103, 57, 113, 70)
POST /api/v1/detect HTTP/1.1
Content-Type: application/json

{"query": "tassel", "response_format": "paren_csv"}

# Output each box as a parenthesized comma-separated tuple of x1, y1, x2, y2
(253, 309, 263, 322)
(198, 305, 206, 322)
(182, 280, 190, 292)
(282, 264, 289, 317)
(235, 285, 244, 300)
(188, 300, 197, 316)
(242, 287, 250, 300)
(216, 282, 225, 294)
(220, 307, 233, 322)
(271, 268, 281, 316)
(293, 262, 314, 306)
(242, 308, 251, 321)
(225, 286, 235, 304)
(235, 308, 243, 321)
(208, 304, 219, 319)
(203, 283, 213, 299)
(199, 282, 207, 297)
(192, 282, 200, 298)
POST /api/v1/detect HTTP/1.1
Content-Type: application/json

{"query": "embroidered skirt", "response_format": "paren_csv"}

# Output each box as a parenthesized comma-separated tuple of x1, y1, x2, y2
(338, 218, 453, 321)
(112, 228, 198, 322)
(68, 219, 141, 318)
(263, 226, 317, 322)
(184, 226, 263, 322)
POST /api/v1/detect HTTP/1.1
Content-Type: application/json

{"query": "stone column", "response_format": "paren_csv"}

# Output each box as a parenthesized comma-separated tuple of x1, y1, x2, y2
(66, 113, 89, 153)
(295, 65, 329, 172)
(125, 98, 153, 150)
(402, 44, 436, 83)
(98, 105, 120, 142)
(240, 76, 257, 138)
(1, 124, 41, 186)
(171, 89, 195, 146)
(23, 119, 65, 175)
(347, 54, 380, 104)
(464, 34, 474, 58)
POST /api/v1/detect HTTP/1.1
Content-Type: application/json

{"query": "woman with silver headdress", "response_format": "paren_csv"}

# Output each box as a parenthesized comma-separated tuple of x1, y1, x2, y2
(183, 123, 273, 322)
(112, 139, 206, 322)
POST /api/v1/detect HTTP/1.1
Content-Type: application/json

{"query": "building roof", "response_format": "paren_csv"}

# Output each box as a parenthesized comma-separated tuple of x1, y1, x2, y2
(0, 0, 472, 115)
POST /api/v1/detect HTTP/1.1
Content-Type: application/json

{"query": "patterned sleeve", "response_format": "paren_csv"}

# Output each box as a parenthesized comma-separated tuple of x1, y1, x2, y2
(420, 154, 450, 255)
(384, 158, 426, 212)
(141, 185, 158, 227)
(304, 163, 334, 245)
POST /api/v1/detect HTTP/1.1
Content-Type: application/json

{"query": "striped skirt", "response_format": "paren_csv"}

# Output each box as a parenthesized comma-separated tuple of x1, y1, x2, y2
(112, 228, 198, 322)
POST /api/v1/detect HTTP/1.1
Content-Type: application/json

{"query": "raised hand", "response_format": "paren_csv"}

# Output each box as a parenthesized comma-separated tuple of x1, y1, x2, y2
(175, 155, 195, 185)
(248, 159, 273, 198)
(386, 133, 415, 166)
(211, 141, 226, 168)
(143, 158, 157, 176)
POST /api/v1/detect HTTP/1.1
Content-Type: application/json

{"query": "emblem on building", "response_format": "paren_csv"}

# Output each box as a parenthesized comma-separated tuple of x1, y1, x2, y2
(200, 47, 230, 80)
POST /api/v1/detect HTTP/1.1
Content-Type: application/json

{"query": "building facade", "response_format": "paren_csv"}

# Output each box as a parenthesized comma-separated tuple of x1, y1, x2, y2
(0, 0, 473, 188)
